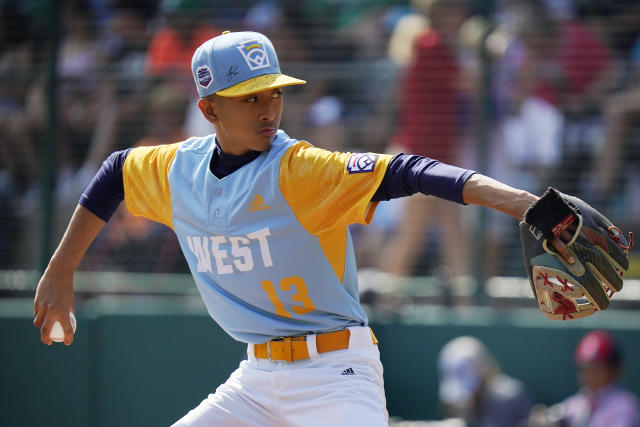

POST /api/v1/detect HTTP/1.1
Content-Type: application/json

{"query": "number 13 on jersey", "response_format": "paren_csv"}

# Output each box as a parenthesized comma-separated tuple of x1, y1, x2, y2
(261, 276, 315, 318)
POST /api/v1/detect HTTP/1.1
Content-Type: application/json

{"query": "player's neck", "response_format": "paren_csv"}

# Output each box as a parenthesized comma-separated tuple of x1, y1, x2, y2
(210, 141, 261, 179)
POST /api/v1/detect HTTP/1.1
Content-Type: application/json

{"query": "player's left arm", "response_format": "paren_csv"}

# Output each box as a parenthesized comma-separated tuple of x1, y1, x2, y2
(371, 153, 631, 317)
(372, 157, 576, 263)
(460, 173, 577, 263)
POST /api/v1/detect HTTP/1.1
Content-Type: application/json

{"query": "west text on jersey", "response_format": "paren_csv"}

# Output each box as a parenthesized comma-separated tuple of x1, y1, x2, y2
(185, 227, 273, 274)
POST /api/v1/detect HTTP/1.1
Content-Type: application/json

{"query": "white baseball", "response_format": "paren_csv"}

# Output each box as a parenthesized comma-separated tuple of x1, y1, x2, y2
(50, 311, 77, 342)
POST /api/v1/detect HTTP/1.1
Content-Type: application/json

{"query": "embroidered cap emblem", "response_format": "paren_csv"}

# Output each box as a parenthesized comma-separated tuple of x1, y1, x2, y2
(197, 66, 213, 88)
(237, 39, 271, 71)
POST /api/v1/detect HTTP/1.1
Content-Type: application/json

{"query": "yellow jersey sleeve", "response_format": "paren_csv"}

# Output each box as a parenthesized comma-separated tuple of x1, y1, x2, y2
(122, 143, 180, 228)
(279, 141, 393, 235)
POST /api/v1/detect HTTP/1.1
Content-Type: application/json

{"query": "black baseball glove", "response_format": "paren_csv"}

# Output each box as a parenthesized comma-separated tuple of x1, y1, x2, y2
(519, 188, 633, 320)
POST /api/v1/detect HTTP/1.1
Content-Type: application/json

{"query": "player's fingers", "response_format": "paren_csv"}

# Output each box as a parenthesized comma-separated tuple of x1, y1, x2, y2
(559, 230, 572, 243)
(64, 334, 74, 346)
(62, 318, 75, 346)
(39, 317, 53, 346)
(33, 307, 46, 328)
(550, 236, 576, 264)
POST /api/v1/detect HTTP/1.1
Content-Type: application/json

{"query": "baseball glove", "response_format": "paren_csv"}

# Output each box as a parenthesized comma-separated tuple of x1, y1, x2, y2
(519, 187, 633, 320)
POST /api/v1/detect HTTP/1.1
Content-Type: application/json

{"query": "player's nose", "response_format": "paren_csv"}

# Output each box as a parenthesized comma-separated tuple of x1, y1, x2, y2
(259, 100, 276, 122)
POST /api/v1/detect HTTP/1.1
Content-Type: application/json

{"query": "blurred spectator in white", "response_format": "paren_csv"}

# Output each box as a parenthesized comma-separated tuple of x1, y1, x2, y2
(539, 0, 614, 198)
(387, 0, 429, 68)
(381, 0, 472, 278)
(484, 0, 568, 276)
(438, 336, 533, 427)
(484, 0, 614, 275)
(529, 330, 640, 427)
(306, 94, 347, 152)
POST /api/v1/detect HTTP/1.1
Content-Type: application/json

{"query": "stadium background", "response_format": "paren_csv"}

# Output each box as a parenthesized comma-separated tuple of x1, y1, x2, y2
(1, 0, 639, 425)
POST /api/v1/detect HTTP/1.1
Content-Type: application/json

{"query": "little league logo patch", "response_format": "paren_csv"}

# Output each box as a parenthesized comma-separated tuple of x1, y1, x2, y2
(347, 153, 378, 174)
(197, 66, 213, 88)
(237, 39, 271, 71)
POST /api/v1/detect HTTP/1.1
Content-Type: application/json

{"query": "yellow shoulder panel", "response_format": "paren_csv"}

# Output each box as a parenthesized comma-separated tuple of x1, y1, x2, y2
(279, 142, 392, 280)
(123, 143, 180, 229)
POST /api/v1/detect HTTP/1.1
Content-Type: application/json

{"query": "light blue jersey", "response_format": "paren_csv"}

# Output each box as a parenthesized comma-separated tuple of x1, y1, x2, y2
(122, 130, 392, 343)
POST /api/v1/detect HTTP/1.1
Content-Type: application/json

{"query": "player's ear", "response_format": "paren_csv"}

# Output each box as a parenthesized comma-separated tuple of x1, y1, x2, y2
(198, 97, 219, 125)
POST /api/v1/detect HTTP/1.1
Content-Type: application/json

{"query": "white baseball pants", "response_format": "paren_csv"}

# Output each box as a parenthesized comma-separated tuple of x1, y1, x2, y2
(171, 326, 388, 427)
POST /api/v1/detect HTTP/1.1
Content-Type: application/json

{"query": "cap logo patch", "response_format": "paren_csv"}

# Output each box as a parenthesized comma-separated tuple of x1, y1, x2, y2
(197, 66, 213, 88)
(237, 39, 271, 71)
(347, 153, 378, 174)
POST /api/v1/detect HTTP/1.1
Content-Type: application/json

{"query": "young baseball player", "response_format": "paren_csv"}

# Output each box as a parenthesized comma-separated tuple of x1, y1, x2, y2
(33, 31, 626, 426)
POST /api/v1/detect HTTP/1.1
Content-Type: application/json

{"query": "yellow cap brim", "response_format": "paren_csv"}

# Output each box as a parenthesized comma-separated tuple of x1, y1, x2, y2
(216, 73, 306, 97)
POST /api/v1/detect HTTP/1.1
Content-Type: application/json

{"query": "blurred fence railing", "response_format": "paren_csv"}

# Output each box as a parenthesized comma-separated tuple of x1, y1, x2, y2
(5, 269, 640, 311)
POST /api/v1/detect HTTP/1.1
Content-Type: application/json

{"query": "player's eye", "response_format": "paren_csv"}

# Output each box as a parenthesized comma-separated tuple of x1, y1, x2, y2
(246, 96, 258, 103)
(271, 90, 283, 99)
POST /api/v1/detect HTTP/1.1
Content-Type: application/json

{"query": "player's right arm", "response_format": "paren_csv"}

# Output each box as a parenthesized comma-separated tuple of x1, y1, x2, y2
(34, 149, 131, 345)
(34, 205, 106, 345)
(34, 144, 178, 345)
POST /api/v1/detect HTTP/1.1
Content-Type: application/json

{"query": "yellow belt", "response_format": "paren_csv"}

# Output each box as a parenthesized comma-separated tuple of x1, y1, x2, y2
(254, 328, 378, 362)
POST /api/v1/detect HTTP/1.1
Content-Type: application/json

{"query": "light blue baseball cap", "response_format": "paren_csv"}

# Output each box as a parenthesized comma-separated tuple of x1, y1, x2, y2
(191, 31, 306, 98)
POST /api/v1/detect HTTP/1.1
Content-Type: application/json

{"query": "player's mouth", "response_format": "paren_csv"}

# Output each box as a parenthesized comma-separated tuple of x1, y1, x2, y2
(259, 127, 277, 136)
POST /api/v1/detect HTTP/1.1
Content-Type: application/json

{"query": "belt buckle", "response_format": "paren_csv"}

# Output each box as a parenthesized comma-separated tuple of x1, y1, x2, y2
(267, 337, 287, 362)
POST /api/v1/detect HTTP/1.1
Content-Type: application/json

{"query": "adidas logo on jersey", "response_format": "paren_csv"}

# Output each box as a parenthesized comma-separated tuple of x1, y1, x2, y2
(340, 368, 356, 376)
(248, 194, 270, 212)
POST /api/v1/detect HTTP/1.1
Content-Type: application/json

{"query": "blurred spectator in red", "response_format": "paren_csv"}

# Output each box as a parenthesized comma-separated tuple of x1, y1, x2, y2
(381, 0, 472, 277)
(148, 1, 219, 138)
(529, 330, 640, 427)
(538, 0, 613, 113)
(146, 1, 219, 78)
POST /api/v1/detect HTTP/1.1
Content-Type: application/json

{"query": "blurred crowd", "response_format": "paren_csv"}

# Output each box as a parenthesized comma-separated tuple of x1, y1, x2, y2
(0, 0, 639, 276)
(390, 330, 640, 426)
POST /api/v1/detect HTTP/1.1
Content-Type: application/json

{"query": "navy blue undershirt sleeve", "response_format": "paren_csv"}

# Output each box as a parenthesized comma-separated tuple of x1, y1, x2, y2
(78, 148, 132, 222)
(371, 154, 476, 204)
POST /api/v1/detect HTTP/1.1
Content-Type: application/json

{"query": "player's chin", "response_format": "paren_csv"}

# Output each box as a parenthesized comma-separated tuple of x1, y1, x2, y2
(254, 134, 275, 150)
